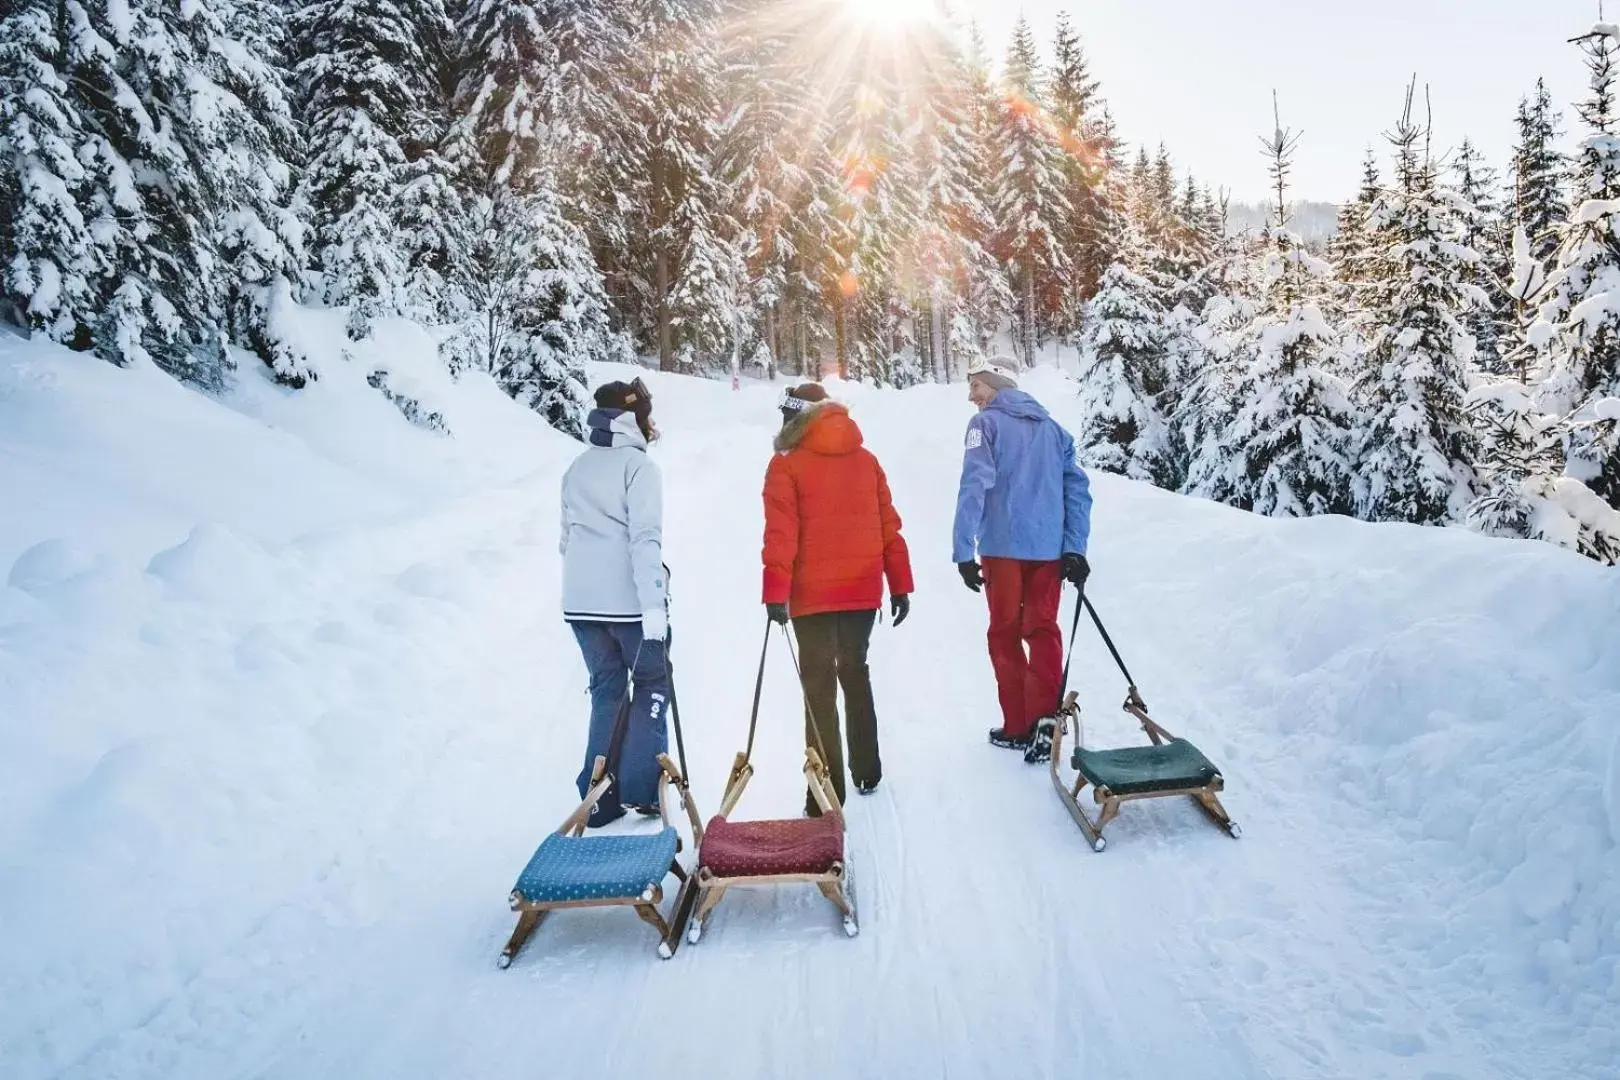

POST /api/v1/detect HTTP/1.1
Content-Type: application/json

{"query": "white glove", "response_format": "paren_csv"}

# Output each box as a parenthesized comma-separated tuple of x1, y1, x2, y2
(641, 607, 668, 643)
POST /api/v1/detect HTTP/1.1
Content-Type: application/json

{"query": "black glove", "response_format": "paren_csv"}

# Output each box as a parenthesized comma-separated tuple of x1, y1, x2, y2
(890, 594, 910, 626)
(957, 560, 984, 593)
(766, 602, 789, 626)
(1062, 552, 1091, 588)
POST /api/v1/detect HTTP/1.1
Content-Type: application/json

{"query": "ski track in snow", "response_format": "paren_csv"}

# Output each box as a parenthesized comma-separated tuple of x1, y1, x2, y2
(3, 351, 1618, 1079)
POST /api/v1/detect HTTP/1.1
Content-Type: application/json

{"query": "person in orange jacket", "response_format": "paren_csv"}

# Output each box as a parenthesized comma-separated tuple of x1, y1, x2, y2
(762, 384, 913, 811)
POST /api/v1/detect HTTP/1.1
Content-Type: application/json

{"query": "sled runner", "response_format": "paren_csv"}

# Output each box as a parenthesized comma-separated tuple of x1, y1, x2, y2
(684, 622, 858, 946)
(499, 661, 704, 968)
(1046, 595, 1240, 853)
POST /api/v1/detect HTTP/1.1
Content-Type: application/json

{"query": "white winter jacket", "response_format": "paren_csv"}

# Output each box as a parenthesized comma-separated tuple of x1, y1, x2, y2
(560, 409, 667, 624)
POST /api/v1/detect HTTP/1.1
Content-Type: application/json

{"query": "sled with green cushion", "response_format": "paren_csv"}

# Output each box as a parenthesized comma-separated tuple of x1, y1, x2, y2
(1045, 596, 1240, 853)
(498, 751, 705, 967)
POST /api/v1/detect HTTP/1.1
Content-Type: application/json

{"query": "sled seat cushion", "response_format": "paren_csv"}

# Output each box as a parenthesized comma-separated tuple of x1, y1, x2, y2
(699, 813, 844, 878)
(1073, 738, 1221, 796)
(513, 828, 678, 905)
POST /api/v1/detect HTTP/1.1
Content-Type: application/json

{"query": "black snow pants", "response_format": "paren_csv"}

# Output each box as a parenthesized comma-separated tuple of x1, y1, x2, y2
(790, 608, 879, 815)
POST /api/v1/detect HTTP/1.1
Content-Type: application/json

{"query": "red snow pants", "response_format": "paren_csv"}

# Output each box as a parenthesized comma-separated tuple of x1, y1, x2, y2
(982, 557, 1064, 738)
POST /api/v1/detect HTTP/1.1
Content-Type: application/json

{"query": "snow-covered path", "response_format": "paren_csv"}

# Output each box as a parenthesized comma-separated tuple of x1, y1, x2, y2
(4, 353, 1618, 1080)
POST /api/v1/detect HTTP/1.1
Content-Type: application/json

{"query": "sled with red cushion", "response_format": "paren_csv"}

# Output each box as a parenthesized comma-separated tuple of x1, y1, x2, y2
(1045, 595, 1240, 853)
(681, 624, 858, 946)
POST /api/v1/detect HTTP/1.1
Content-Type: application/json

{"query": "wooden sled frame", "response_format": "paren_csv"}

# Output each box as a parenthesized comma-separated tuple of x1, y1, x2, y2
(1048, 689, 1241, 853)
(498, 751, 706, 967)
(684, 746, 858, 946)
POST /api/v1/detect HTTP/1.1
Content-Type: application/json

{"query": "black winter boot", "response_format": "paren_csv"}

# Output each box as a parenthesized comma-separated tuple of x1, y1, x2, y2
(988, 727, 1033, 750)
(1023, 719, 1055, 764)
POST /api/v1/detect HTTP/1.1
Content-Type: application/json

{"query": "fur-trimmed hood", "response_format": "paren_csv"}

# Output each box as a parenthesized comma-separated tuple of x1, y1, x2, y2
(775, 401, 863, 455)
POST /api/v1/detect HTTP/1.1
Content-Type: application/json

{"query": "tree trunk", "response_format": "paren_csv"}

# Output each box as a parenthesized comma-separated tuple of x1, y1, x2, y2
(930, 289, 946, 383)
(654, 152, 673, 371)
(1022, 264, 1036, 367)
(766, 303, 779, 380)
(798, 306, 812, 380)
(834, 291, 848, 381)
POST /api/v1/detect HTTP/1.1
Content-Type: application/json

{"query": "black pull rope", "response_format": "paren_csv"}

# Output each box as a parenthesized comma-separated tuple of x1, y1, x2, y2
(1056, 584, 1087, 712)
(744, 618, 772, 762)
(1081, 595, 1137, 688)
(667, 661, 691, 786)
(596, 693, 634, 811)
(781, 623, 836, 771)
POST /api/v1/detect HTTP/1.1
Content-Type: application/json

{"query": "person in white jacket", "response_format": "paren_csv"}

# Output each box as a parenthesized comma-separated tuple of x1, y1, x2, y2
(560, 378, 670, 827)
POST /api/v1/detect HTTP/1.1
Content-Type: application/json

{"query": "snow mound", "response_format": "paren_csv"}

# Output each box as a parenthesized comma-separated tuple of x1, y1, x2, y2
(6, 537, 98, 594)
(145, 523, 275, 603)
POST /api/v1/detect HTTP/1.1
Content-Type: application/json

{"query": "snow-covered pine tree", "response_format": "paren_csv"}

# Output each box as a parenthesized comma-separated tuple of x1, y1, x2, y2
(0, 0, 100, 346)
(1452, 137, 1509, 374)
(612, 0, 732, 371)
(1326, 149, 1382, 324)
(1353, 84, 1480, 525)
(1510, 78, 1569, 269)
(13, 0, 310, 385)
(1185, 99, 1356, 517)
(1531, 23, 1620, 511)
(1048, 11, 1113, 321)
(781, 125, 850, 380)
(862, 62, 930, 385)
(908, 26, 1003, 382)
(1177, 268, 1261, 502)
(1144, 147, 1203, 296)
(443, 0, 623, 435)
(1072, 258, 1174, 485)
(992, 15, 1072, 365)
(532, 0, 639, 241)
(1466, 376, 1620, 563)
(291, 0, 449, 339)
(714, 12, 806, 380)
(957, 23, 1015, 364)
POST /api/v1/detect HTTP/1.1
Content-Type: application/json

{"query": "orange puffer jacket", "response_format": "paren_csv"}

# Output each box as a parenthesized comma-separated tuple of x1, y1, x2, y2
(762, 403, 914, 617)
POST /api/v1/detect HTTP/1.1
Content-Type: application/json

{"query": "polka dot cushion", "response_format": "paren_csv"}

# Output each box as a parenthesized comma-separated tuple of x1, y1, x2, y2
(699, 813, 844, 878)
(513, 828, 679, 905)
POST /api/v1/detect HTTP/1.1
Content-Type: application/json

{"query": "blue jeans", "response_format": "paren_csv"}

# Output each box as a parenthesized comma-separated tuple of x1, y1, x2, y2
(571, 622, 671, 819)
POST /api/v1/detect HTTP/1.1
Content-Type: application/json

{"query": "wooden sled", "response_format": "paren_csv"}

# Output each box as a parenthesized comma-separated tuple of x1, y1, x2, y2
(683, 745, 857, 946)
(498, 751, 705, 967)
(1048, 687, 1240, 853)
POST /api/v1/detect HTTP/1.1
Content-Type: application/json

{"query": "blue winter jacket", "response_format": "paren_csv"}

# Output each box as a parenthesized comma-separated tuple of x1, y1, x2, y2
(952, 390, 1093, 564)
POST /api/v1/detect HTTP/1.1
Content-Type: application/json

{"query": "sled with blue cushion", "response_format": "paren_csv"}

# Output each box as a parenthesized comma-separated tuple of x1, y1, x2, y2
(497, 751, 705, 967)
(1044, 595, 1240, 852)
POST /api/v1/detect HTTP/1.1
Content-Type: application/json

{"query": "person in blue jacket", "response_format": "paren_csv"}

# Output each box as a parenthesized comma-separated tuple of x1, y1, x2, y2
(952, 356, 1093, 763)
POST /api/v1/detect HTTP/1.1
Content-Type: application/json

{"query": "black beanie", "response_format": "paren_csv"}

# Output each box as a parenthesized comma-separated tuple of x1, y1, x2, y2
(594, 379, 655, 439)
(779, 382, 828, 421)
(594, 380, 650, 414)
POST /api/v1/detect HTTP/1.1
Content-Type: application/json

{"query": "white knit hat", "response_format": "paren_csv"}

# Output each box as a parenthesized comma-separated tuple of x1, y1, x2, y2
(966, 354, 1020, 390)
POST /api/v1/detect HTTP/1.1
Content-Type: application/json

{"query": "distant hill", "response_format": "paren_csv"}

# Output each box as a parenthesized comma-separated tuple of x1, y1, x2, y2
(1226, 200, 1340, 245)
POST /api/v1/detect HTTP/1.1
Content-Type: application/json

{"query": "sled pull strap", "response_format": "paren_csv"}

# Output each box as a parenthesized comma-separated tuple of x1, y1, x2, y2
(1082, 595, 1138, 689)
(669, 670, 691, 789)
(744, 618, 771, 762)
(781, 625, 835, 770)
(1056, 585, 1087, 712)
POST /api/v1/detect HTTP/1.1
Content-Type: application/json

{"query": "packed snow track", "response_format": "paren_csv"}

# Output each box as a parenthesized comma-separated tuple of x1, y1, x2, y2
(2, 343, 1617, 1080)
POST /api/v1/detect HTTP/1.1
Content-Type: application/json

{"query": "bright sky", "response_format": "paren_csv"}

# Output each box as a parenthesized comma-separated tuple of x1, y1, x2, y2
(973, 0, 1598, 203)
